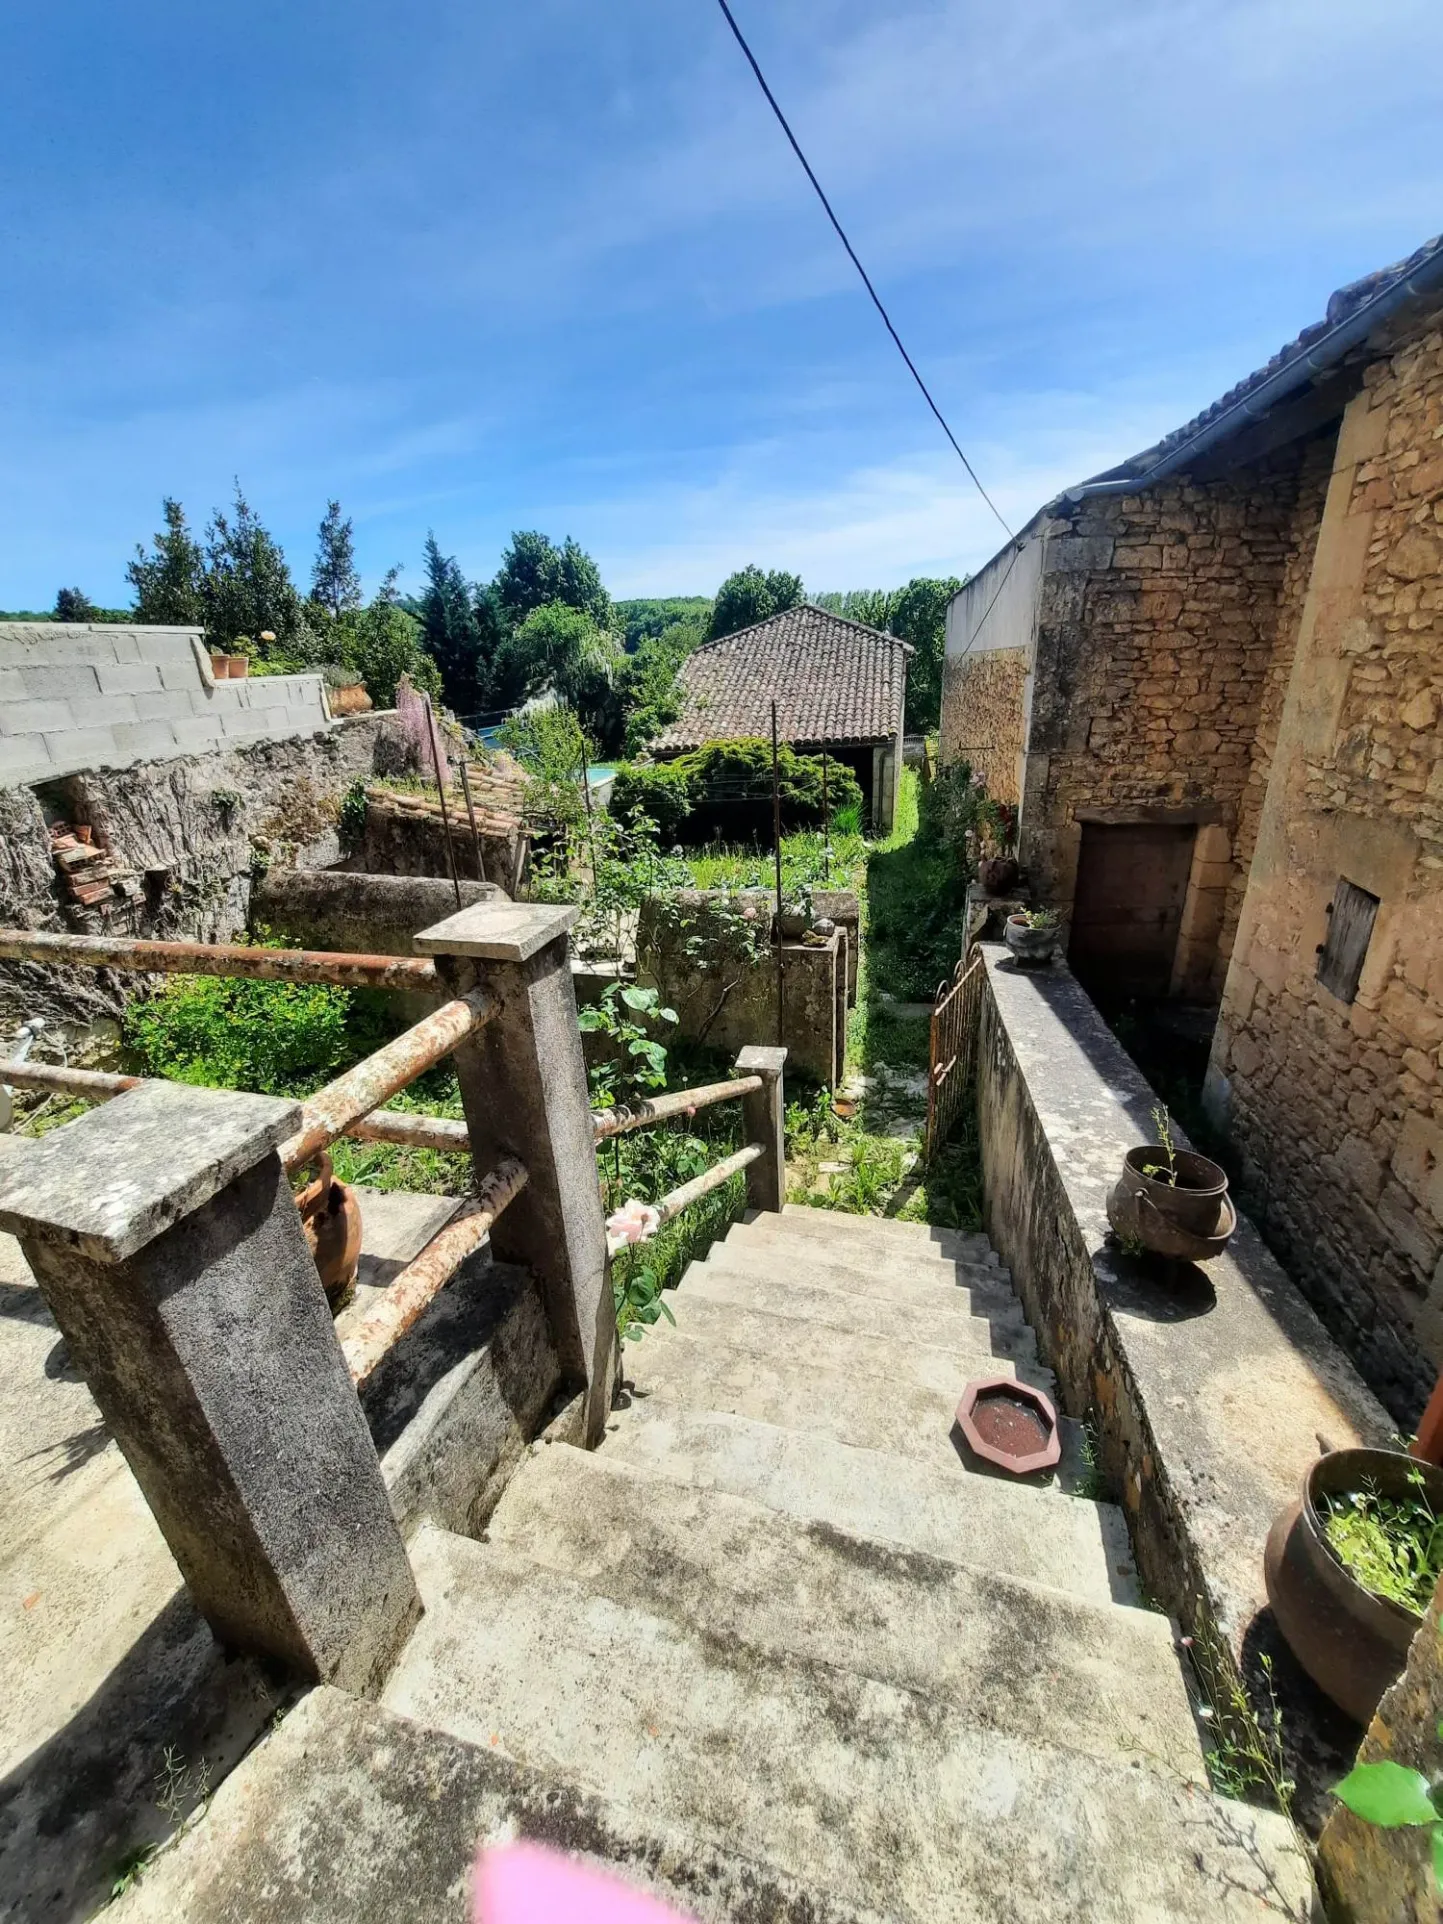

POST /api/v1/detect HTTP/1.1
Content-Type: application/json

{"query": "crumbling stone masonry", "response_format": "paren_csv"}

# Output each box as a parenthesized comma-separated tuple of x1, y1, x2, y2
(1206, 321, 1443, 1421)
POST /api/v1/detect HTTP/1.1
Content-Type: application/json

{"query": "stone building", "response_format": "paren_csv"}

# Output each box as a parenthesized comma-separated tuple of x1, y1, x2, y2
(940, 235, 1443, 1421)
(651, 603, 908, 833)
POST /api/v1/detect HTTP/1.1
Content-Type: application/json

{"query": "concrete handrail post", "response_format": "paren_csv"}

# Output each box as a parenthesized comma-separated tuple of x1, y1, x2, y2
(415, 903, 616, 1445)
(735, 1044, 787, 1214)
(0, 1082, 421, 1693)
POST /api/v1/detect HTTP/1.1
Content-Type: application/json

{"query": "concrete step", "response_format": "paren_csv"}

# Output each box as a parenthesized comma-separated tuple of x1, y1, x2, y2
(774, 1203, 996, 1265)
(112, 1684, 885, 1924)
(622, 1321, 1060, 1472)
(723, 1223, 1015, 1300)
(603, 1405, 1140, 1607)
(734, 1215, 1008, 1277)
(663, 1274, 1043, 1377)
(486, 1441, 1207, 1782)
(385, 1525, 1310, 1924)
(692, 1247, 1030, 1343)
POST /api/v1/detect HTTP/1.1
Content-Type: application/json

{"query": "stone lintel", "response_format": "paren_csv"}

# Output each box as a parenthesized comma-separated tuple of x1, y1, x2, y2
(0, 1081, 301, 1263)
(414, 903, 579, 963)
(736, 1045, 788, 1078)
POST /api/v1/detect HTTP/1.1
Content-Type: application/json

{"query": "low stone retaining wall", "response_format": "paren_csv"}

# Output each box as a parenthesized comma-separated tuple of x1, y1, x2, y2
(636, 892, 846, 1087)
(975, 944, 1387, 1665)
(252, 869, 506, 959)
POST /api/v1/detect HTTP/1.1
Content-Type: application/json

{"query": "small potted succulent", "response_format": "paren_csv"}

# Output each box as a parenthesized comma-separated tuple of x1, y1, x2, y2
(1004, 906, 1059, 965)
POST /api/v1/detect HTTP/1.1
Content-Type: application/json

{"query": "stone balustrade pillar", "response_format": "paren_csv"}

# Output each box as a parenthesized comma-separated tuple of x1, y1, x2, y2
(0, 1080, 421, 1694)
(735, 1044, 788, 1214)
(415, 902, 616, 1444)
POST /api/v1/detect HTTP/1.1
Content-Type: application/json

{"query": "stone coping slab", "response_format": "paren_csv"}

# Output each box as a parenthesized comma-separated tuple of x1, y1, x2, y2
(974, 943, 1388, 1655)
(0, 1082, 301, 1263)
(414, 901, 578, 962)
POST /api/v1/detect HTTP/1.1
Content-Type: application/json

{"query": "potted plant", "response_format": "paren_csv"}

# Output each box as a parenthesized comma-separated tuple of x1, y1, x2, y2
(1265, 1447, 1443, 1725)
(775, 885, 814, 942)
(976, 798, 1019, 894)
(1106, 1104, 1235, 1256)
(1004, 906, 1059, 964)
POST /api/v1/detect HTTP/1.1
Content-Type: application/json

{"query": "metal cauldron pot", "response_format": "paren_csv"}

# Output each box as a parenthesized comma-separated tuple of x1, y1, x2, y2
(1264, 1447, 1443, 1726)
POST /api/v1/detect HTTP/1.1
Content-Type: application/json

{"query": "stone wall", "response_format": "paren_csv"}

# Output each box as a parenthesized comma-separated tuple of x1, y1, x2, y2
(636, 893, 844, 1086)
(975, 947, 1386, 1813)
(0, 717, 391, 1030)
(1020, 433, 1336, 995)
(0, 624, 332, 786)
(939, 647, 1027, 803)
(1206, 315, 1443, 1422)
(356, 794, 521, 895)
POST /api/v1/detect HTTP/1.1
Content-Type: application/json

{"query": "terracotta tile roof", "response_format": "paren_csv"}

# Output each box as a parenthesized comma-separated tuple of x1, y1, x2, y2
(651, 604, 909, 752)
(1085, 234, 1443, 488)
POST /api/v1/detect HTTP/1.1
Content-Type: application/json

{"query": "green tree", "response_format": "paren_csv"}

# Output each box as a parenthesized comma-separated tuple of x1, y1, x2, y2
(419, 533, 483, 711)
(493, 600, 623, 747)
(127, 498, 206, 625)
(494, 531, 611, 631)
(333, 567, 441, 709)
(202, 484, 312, 655)
(618, 617, 702, 754)
(707, 564, 804, 640)
(53, 587, 100, 622)
(310, 500, 361, 620)
(888, 575, 964, 732)
(813, 588, 894, 629)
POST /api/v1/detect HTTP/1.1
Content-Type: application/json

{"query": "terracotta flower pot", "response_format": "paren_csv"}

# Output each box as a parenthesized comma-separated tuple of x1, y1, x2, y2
(1265, 1447, 1443, 1725)
(295, 1152, 364, 1313)
(209, 654, 229, 679)
(978, 855, 1019, 893)
(226, 655, 249, 679)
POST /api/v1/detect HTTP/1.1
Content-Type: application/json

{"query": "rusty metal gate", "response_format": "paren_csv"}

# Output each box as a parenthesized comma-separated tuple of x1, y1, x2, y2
(925, 949, 984, 1160)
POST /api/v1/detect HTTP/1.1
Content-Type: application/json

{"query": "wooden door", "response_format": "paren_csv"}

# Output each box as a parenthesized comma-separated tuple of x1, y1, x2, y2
(1067, 822, 1196, 1001)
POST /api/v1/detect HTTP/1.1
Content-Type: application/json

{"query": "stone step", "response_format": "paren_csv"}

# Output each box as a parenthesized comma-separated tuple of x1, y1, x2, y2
(622, 1321, 1059, 1471)
(774, 1203, 996, 1265)
(384, 1525, 1309, 1924)
(663, 1274, 1043, 1377)
(486, 1442, 1207, 1782)
(694, 1245, 1028, 1337)
(111, 1684, 886, 1924)
(735, 1209, 1004, 1274)
(603, 1406, 1140, 1606)
(722, 1218, 1012, 1298)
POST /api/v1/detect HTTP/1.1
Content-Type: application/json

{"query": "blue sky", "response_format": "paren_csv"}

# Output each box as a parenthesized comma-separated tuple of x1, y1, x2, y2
(3, 0, 1441, 608)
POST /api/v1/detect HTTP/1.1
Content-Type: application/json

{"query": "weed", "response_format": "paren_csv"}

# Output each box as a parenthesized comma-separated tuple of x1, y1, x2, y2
(1184, 1613, 1295, 1822)
(1141, 1104, 1179, 1186)
(1321, 1470, 1443, 1615)
(1073, 1417, 1108, 1502)
(109, 1844, 158, 1900)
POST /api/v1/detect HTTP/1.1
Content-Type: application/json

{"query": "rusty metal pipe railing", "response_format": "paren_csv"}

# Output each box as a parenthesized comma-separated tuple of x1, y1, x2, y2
(341, 1156, 529, 1385)
(0, 1059, 140, 1101)
(606, 1141, 763, 1256)
(0, 1056, 469, 1158)
(0, 929, 442, 994)
(590, 1075, 763, 1143)
(280, 991, 491, 1172)
(344, 1110, 471, 1153)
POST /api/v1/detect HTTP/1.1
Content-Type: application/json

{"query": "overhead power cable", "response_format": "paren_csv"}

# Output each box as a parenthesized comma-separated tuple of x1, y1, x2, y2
(712, 0, 1015, 545)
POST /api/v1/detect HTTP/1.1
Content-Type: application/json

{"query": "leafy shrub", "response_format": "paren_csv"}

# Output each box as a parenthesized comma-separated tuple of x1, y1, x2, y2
(611, 739, 862, 847)
(122, 975, 353, 1094)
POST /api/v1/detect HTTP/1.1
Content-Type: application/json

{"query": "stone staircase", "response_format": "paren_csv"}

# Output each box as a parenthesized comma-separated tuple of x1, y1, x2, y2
(120, 1206, 1312, 1923)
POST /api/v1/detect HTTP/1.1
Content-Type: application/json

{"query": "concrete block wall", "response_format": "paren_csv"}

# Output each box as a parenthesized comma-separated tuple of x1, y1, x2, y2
(0, 624, 331, 787)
